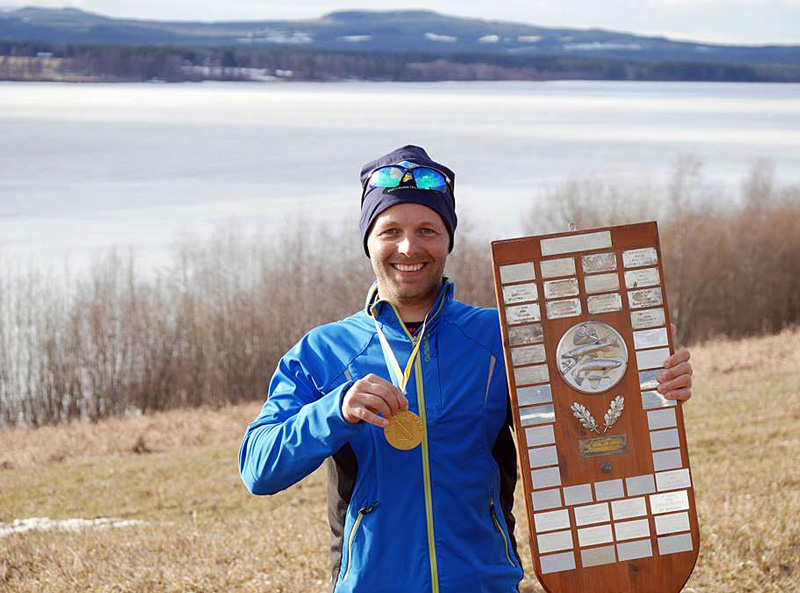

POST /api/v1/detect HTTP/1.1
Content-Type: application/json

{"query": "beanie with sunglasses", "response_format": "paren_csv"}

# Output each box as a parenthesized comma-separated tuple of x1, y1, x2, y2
(359, 145, 457, 257)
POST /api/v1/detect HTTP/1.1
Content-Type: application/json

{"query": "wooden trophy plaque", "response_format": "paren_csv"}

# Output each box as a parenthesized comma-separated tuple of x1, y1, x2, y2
(490, 222, 698, 593)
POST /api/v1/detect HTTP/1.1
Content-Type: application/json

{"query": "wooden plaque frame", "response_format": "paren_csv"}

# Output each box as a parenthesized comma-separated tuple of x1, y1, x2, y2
(491, 222, 699, 593)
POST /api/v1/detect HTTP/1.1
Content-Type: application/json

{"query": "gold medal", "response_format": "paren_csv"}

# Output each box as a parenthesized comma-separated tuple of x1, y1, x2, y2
(384, 410, 424, 450)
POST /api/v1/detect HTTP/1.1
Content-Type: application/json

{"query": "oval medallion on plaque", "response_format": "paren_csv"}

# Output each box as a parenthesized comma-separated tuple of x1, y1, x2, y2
(556, 321, 628, 394)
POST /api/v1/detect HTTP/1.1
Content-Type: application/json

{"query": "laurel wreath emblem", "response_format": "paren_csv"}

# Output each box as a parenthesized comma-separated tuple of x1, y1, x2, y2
(570, 395, 625, 434)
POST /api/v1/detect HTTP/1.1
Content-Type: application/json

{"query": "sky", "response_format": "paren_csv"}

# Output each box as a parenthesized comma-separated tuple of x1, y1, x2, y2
(2, 0, 799, 45)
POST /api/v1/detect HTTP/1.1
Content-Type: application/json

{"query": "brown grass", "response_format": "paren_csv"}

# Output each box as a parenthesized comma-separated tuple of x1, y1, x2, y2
(1, 329, 798, 592)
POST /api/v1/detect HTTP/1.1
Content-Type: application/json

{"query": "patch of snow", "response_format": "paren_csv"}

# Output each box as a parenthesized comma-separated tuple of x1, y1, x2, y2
(0, 517, 151, 539)
(424, 32, 457, 43)
(564, 42, 643, 51)
(478, 34, 500, 44)
(518, 36, 542, 43)
(694, 46, 712, 52)
(339, 35, 372, 43)
(239, 30, 313, 45)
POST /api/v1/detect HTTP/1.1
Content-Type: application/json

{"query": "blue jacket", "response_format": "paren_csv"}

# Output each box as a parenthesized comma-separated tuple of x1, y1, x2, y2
(239, 280, 523, 592)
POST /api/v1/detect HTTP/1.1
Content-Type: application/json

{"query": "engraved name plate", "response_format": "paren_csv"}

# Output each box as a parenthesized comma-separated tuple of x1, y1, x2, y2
(503, 283, 539, 304)
(500, 262, 536, 284)
(545, 278, 579, 299)
(649, 490, 690, 514)
(639, 369, 662, 391)
(577, 524, 614, 547)
(541, 231, 612, 256)
(526, 424, 555, 447)
(653, 449, 683, 472)
(650, 428, 680, 451)
(634, 327, 669, 350)
(623, 247, 658, 268)
(508, 324, 544, 346)
(656, 468, 692, 492)
(531, 466, 562, 489)
(637, 348, 671, 371)
(642, 390, 677, 410)
(515, 364, 550, 386)
(563, 484, 593, 507)
(512, 344, 547, 366)
(595, 479, 624, 501)
(625, 474, 656, 496)
(654, 512, 690, 536)
(520, 404, 555, 426)
(617, 539, 653, 561)
(585, 273, 620, 294)
(534, 509, 571, 533)
(647, 408, 677, 431)
(625, 267, 660, 289)
(614, 518, 651, 541)
(587, 293, 623, 314)
(631, 307, 666, 330)
(532, 488, 562, 511)
(611, 497, 647, 520)
(546, 298, 582, 320)
(574, 503, 610, 526)
(580, 545, 616, 568)
(530, 445, 560, 468)
(628, 287, 664, 310)
(518, 384, 553, 407)
(657, 533, 694, 555)
(540, 551, 576, 574)
(538, 530, 575, 553)
(582, 252, 617, 274)
(506, 303, 542, 325)
(540, 257, 576, 279)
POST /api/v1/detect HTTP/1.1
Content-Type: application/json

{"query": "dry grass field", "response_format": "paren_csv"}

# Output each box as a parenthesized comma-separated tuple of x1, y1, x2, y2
(1, 328, 798, 592)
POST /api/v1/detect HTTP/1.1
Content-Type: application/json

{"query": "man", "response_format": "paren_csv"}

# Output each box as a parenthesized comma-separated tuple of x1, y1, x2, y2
(239, 145, 693, 593)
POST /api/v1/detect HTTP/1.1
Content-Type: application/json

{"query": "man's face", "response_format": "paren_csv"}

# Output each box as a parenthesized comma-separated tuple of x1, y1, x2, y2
(367, 203, 449, 310)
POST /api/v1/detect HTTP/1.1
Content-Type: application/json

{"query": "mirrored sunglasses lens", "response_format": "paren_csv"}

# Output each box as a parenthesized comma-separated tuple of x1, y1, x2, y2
(369, 166, 404, 188)
(412, 168, 447, 190)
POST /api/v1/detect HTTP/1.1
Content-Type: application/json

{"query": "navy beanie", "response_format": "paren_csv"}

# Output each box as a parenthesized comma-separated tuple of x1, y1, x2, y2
(359, 145, 457, 256)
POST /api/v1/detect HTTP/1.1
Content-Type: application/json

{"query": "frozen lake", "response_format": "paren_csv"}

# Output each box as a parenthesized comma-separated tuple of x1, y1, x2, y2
(1, 80, 799, 268)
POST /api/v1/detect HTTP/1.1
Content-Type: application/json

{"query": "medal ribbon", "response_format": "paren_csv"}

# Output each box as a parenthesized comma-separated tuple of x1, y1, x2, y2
(373, 314, 429, 393)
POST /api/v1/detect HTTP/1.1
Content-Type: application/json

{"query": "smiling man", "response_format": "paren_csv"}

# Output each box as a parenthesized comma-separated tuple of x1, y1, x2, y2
(239, 145, 694, 593)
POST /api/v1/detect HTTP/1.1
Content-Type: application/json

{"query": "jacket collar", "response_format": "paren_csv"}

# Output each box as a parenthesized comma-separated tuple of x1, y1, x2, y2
(365, 278, 453, 334)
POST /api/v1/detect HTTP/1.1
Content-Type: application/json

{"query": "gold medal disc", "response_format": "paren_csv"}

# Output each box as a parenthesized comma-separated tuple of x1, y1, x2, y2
(384, 410, 424, 450)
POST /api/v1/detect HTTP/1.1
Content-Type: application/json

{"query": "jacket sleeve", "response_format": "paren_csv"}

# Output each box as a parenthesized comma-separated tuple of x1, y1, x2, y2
(238, 338, 364, 496)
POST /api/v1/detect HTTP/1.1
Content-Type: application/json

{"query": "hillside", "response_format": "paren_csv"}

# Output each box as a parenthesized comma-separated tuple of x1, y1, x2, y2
(0, 328, 798, 592)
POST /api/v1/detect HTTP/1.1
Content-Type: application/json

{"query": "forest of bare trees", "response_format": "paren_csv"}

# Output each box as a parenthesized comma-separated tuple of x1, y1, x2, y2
(0, 161, 797, 429)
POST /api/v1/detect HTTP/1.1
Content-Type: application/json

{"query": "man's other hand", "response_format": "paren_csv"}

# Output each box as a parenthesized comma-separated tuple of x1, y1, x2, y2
(657, 324, 693, 402)
(342, 374, 409, 427)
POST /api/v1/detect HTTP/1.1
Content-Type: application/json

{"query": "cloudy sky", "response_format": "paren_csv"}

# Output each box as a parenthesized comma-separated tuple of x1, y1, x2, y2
(4, 0, 800, 45)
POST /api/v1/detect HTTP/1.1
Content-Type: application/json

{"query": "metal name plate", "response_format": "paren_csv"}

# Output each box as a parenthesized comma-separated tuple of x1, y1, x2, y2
(531, 466, 562, 489)
(577, 524, 614, 547)
(623, 247, 658, 268)
(532, 488, 563, 511)
(520, 404, 556, 426)
(580, 545, 616, 568)
(538, 530, 575, 553)
(518, 384, 553, 407)
(526, 424, 556, 447)
(642, 390, 677, 410)
(628, 287, 664, 310)
(578, 435, 628, 458)
(636, 348, 670, 371)
(545, 278, 580, 299)
(614, 518, 651, 541)
(634, 327, 669, 350)
(540, 551, 576, 574)
(611, 497, 647, 520)
(652, 449, 683, 472)
(541, 231, 612, 257)
(631, 307, 666, 330)
(503, 282, 539, 304)
(647, 408, 677, 431)
(515, 364, 550, 386)
(563, 484, 593, 507)
(594, 479, 624, 501)
(587, 293, 623, 315)
(540, 257, 576, 279)
(649, 490, 690, 515)
(650, 428, 680, 451)
(617, 539, 653, 561)
(574, 503, 610, 526)
(508, 323, 544, 346)
(506, 303, 542, 325)
(582, 252, 617, 274)
(546, 298, 582, 320)
(656, 468, 692, 492)
(584, 273, 620, 294)
(625, 267, 660, 289)
(657, 533, 694, 555)
(639, 369, 662, 391)
(512, 344, 547, 366)
(530, 445, 560, 468)
(534, 509, 571, 533)
(625, 474, 656, 496)
(500, 262, 536, 284)
(654, 512, 690, 536)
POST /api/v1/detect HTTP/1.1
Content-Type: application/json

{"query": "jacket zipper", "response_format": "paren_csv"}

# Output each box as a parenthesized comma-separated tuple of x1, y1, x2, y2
(343, 505, 375, 581)
(490, 497, 516, 568)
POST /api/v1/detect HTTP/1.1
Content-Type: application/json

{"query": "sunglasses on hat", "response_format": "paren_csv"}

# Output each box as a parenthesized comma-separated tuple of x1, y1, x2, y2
(364, 163, 452, 198)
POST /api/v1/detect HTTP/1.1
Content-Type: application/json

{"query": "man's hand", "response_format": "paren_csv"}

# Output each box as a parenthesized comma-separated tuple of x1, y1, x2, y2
(342, 374, 409, 428)
(657, 324, 693, 402)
